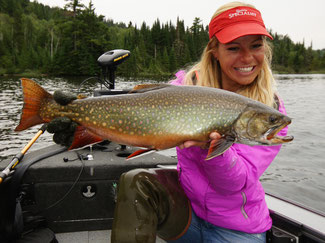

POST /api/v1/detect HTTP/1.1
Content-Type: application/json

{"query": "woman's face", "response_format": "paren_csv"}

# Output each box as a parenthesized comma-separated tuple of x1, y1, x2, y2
(213, 35, 265, 92)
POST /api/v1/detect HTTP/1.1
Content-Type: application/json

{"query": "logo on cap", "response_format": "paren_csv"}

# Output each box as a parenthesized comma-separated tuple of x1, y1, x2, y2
(229, 9, 257, 19)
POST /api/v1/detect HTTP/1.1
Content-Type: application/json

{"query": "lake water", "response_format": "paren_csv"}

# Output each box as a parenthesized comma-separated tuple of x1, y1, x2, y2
(0, 74, 324, 214)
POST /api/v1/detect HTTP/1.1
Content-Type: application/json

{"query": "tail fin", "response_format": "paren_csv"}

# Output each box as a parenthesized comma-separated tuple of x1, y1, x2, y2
(15, 78, 53, 131)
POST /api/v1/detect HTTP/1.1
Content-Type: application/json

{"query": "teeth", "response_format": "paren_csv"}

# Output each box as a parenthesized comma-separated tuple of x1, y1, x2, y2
(236, 67, 253, 72)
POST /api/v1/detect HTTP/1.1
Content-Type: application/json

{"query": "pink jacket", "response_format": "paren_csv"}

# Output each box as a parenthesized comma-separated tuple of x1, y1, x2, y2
(170, 70, 288, 233)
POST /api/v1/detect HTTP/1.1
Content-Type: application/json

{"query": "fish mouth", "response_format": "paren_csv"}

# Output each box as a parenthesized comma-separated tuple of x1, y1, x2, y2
(263, 120, 294, 144)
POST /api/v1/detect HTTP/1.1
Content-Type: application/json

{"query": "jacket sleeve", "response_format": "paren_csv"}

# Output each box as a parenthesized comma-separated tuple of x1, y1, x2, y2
(177, 97, 288, 194)
(169, 70, 186, 86)
(201, 140, 284, 193)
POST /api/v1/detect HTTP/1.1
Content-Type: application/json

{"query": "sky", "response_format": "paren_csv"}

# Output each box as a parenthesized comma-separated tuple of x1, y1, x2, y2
(35, 0, 325, 50)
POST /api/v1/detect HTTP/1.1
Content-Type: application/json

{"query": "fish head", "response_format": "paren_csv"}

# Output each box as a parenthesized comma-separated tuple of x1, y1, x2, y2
(233, 106, 293, 145)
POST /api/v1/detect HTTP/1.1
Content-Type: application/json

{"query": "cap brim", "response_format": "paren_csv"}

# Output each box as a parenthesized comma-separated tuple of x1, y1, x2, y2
(215, 22, 273, 44)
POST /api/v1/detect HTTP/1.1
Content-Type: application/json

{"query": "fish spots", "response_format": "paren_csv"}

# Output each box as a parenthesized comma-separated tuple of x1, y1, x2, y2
(38, 85, 251, 148)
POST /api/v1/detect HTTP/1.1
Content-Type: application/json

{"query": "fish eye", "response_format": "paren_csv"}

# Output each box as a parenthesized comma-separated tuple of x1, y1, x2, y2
(269, 115, 278, 124)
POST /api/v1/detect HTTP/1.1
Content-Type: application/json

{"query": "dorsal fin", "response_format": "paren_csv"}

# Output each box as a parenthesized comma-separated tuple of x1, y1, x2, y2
(129, 84, 171, 93)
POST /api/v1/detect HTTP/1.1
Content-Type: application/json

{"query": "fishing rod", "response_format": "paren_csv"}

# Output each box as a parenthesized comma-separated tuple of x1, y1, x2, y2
(0, 124, 48, 184)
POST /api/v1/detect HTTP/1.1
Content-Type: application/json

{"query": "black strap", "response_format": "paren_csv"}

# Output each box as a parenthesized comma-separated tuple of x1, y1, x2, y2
(274, 95, 280, 110)
(1, 146, 67, 241)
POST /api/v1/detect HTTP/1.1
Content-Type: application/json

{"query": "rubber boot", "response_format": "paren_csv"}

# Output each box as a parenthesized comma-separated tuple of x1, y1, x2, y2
(111, 168, 191, 243)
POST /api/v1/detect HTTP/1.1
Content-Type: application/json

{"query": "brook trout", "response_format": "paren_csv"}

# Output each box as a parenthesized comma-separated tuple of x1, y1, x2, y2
(15, 78, 293, 160)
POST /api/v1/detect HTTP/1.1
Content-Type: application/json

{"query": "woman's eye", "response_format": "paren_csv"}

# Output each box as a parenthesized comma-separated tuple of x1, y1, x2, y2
(227, 47, 239, 51)
(252, 44, 263, 49)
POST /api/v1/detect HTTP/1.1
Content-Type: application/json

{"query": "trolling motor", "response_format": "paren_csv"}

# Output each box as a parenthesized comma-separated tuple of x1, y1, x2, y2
(78, 49, 131, 95)
(97, 49, 130, 89)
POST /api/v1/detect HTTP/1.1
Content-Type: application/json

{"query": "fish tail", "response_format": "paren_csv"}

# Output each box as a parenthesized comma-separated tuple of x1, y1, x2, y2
(15, 78, 53, 131)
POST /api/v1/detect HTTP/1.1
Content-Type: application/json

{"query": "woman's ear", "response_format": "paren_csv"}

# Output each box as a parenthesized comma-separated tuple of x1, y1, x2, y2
(212, 49, 219, 60)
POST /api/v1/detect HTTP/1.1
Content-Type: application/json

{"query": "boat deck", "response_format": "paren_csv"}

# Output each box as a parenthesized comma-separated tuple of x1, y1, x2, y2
(56, 230, 166, 243)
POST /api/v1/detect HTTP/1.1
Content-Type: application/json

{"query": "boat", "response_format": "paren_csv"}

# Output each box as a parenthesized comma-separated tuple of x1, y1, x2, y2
(1, 50, 325, 243)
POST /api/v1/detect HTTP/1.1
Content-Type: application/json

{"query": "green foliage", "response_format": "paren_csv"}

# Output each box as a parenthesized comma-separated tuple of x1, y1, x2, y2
(0, 0, 324, 78)
(270, 31, 325, 73)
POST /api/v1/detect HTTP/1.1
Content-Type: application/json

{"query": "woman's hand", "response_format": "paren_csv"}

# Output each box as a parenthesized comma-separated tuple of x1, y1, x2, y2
(46, 90, 79, 147)
(47, 117, 78, 147)
(179, 132, 221, 149)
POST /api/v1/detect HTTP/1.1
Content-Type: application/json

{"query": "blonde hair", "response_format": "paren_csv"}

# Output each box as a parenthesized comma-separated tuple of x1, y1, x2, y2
(184, 1, 277, 107)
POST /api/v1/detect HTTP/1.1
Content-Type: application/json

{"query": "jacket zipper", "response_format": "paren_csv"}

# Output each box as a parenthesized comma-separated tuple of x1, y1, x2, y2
(241, 191, 248, 219)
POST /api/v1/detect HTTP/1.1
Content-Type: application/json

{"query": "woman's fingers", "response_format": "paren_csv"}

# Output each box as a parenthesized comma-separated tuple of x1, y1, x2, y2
(179, 132, 222, 149)
(210, 132, 222, 140)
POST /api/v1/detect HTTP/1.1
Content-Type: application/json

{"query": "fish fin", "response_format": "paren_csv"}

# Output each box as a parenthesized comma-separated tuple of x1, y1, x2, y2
(77, 94, 88, 99)
(69, 126, 103, 150)
(15, 78, 53, 131)
(129, 84, 171, 93)
(206, 136, 235, 160)
(126, 148, 156, 160)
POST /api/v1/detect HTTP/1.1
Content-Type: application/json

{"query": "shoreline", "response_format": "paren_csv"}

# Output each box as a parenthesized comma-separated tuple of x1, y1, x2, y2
(1, 70, 325, 79)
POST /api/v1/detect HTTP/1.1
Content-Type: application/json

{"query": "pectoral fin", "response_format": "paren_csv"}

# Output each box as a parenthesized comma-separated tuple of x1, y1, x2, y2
(206, 136, 235, 160)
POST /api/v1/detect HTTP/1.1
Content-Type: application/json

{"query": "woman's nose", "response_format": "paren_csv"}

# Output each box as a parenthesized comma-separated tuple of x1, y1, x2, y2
(239, 49, 254, 63)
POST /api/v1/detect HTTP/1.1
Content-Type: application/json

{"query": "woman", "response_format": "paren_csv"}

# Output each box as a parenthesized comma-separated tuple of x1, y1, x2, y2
(48, 2, 288, 242)
(111, 2, 288, 243)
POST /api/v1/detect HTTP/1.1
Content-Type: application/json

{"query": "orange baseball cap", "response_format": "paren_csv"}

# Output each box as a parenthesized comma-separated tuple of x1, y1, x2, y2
(209, 6, 273, 43)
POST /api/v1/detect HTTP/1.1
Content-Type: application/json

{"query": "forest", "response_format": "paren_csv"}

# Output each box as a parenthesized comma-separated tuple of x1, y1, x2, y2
(1, 0, 325, 79)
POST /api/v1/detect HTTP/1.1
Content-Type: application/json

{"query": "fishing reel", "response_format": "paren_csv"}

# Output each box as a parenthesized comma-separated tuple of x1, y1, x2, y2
(97, 49, 131, 90)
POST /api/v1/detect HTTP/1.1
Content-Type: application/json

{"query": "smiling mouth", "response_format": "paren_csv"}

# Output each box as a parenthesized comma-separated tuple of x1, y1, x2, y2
(235, 66, 255, 72)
